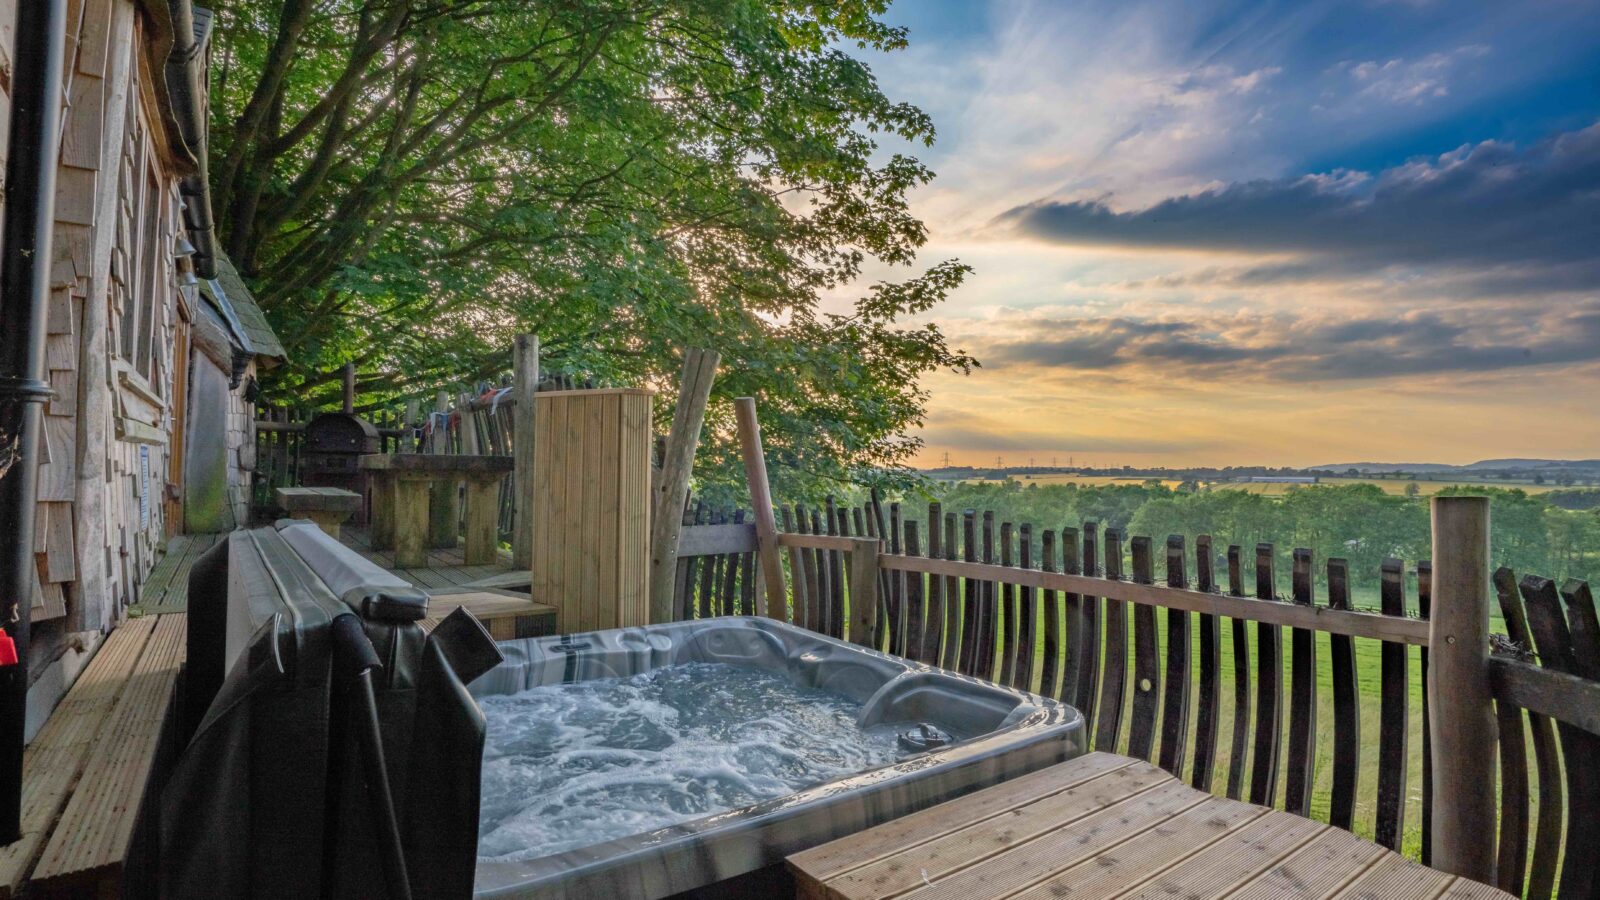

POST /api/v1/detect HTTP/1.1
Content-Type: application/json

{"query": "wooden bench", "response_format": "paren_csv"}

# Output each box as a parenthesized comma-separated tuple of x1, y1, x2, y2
(419, 589, 556, 641)
(788, 751, 1511, 900)
(275, 486, 362, 538)
(0, 614, 185, 899)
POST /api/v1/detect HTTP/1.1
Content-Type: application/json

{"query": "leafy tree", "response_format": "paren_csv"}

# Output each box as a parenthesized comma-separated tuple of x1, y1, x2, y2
(211, 0, 973, 492)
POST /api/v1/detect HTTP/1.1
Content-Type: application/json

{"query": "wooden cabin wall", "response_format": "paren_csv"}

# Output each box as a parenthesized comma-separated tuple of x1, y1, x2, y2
(25, 0, 191, 646)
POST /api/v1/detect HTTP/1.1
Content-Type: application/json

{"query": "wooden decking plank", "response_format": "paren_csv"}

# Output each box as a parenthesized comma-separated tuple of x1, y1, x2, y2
(791, 752, 1137, 880)
(1328, 852, 1455, 900)
(0, 618, 157, 900)
(33, 615, 187, 890)
(894, 780, 1205, 900)
(145, 533, 221, 613)
(1224, 825, 1388, 900)
(826, 768, 1187, 900)
(1005, 797, 1268, 900)
(1107, 806, 1327, 900)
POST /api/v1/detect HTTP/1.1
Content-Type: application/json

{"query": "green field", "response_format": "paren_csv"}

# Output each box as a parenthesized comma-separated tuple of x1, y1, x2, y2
(987, 472, 1566, 496)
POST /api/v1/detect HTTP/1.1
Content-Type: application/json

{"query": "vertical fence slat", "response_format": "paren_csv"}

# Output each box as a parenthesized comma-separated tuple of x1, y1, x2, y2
(1225, 544, 1252, 802)
(1326, 557, 1360, 833)
(959, 510, 980, 677)
(1040, 529, 1061, 699)
(780, 507, 804, 628)
(925, 502, 945, 666)
(1490, 568, 1534, 897)
(1374, 557, 1408, 850)
(1043, 528, 1056, 698)
(904, 520, 926, 662)
(802, 506, 826, 635)
(942, 511, 960, 672)
(999, 522, 1018, 688)
(1417, 559, 1433, 867)
(1063, 527, 1088, 713)
(825, 499, 846, 639)
(1017, 524, 1036, 692)
(1191, 535, 1221, 794)
(676, 501, 700, 621)
(1285, 547, 1318, 818)
(887, 503, 904, 656)
(977, 512, 998, 682)
(1159, 535, 1191, 780)
(1523, 575, 1599, 899)
(1094, 528, 1127, 753)
(1076, 524, 1100, 729)
(1249, 543, 1282, 808)
(1127, 536, 1160, 762)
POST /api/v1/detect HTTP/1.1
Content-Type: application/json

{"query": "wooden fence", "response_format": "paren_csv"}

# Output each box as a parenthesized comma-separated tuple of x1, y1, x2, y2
(669, 494, 1600, 898)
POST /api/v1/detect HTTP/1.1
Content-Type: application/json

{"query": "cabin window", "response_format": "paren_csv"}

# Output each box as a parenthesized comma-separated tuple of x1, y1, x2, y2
(115, 52, 174, 396)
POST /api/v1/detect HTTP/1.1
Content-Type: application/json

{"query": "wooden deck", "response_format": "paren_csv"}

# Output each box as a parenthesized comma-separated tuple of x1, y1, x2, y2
(788, 752, 1511, 900)
(337, 525, 518, 592)
(0, 535, 207, 900)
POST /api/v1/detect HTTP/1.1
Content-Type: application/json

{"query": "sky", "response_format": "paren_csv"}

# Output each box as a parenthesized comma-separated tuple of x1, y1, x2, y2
(856, 0, 1600, 469)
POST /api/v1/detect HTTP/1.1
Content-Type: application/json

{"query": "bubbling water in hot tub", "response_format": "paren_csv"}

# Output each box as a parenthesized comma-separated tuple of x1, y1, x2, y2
(476, 662, 910, 862)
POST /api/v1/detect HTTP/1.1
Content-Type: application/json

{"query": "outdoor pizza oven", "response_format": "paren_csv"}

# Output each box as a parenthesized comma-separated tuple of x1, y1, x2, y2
(301, 413, 381, 515)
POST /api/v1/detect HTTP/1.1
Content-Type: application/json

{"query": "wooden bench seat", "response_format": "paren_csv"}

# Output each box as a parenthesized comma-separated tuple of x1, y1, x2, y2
(30, 615, 185, 896)
(0, 612, 185, 900)
(276, 486, 363, 538)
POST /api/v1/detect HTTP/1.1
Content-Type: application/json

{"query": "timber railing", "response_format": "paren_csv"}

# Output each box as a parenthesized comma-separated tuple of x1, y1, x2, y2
(667, 493, 1599, 898)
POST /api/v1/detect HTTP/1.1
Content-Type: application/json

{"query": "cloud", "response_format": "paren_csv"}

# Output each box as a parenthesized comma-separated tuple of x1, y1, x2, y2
(919, 410, 1204, 455)
(993, 121, 1600, 283)
(964, 298, 1600, 382)
(1331, 45, 1490, 105)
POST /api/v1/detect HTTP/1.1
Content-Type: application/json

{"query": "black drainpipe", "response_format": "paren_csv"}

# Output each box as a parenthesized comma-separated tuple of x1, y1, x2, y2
(0, 0, 70, 844)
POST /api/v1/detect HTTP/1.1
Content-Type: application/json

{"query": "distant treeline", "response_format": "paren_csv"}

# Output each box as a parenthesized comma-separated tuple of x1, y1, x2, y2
(914, 480, 1599, 597)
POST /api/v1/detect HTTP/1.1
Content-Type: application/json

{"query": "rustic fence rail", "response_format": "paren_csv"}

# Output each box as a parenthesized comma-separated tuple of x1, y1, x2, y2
(666, 492, 1598, 898)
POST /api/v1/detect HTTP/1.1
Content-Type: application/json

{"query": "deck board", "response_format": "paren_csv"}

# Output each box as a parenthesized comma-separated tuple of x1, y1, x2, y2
(788, 752, 1513, 900)
(337, 526, 515, 594)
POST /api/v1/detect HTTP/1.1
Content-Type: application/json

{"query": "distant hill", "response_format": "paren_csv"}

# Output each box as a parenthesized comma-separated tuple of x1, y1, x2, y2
(1317, 459, 1600, 474)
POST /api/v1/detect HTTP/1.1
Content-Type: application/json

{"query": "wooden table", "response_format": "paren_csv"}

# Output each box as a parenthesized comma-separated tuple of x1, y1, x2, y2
(787, 751, 1510, 900)
(359, 454, 514, 567)
(274, 486, 362, 537)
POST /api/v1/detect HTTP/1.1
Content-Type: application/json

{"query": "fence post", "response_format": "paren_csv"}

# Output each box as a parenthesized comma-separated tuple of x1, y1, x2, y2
(1429, 495, 1497, 886)
(733, 398, 786, 619)
(847, 536, 880, 647)
(512, 334, 539, 569)
(342, 362, 356, 414)
(648, 349, 718, 622)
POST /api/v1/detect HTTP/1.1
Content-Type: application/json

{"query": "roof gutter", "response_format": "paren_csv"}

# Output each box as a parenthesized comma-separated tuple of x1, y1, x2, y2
(165, 0, 219, 279)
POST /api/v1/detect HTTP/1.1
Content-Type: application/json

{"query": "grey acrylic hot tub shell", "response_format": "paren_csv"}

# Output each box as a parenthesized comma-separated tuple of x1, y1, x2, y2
(471, 617, 1086, 900)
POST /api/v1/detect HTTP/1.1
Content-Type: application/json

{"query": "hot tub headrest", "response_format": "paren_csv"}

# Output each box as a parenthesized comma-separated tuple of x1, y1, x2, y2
(275, 518, 429, 621)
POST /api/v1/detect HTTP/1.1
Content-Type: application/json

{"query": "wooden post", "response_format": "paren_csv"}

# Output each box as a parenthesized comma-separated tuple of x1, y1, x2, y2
(512, 334, 538, 569)
(428, 391, 457, 548)
(342, 362, 356, 414)
(647, 349, 719, 622)
(847, 536, 880, 647)
(733, 397, 786, 620)
(1428, 495, 1497, 886)
(401, 400, 419, 453)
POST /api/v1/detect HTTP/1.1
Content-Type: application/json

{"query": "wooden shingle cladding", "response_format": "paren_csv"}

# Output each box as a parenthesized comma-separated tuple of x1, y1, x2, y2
(0, 0, 281, 724)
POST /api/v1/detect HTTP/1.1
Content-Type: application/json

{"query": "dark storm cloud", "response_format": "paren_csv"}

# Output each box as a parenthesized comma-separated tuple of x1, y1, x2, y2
(995, 121, 1600, 282)
(970, 300, 1600, 381)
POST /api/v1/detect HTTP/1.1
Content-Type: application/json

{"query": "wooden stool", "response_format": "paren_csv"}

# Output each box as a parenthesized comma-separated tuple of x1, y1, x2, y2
(275, 487, 362, 538)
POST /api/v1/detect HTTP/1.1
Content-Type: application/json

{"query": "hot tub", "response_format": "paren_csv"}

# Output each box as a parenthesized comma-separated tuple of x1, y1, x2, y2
(469, 616, 1085, 899)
